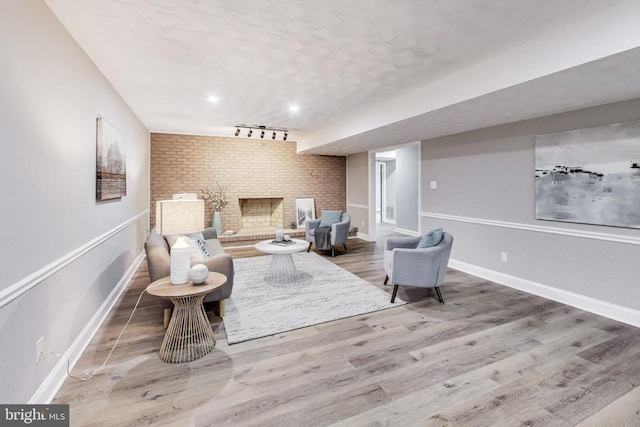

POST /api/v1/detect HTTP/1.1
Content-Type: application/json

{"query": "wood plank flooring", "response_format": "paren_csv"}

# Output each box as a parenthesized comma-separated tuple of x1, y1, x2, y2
(53, 236, 640, 426)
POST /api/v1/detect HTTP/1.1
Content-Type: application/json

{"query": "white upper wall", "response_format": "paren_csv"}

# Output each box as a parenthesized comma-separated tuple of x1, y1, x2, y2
(298, 0, 640, 154)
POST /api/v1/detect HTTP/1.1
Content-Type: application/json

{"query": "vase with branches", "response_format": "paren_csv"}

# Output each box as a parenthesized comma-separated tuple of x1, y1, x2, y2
(199, 181, 228, 234)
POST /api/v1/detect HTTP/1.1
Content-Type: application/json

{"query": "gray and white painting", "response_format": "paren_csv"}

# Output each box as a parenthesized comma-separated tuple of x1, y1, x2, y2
(535, 121, 640, 229)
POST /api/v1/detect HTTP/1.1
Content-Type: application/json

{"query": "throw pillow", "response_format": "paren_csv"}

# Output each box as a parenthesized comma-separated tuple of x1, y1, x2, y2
(319, 210, 343, 228)
(165, 234, 211, 261)
(417, 228, 443, 248)
(187, 234, 212, 259)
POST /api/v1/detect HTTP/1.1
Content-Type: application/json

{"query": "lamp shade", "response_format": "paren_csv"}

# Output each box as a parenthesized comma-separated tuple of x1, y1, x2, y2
(156, 199, 204, 236)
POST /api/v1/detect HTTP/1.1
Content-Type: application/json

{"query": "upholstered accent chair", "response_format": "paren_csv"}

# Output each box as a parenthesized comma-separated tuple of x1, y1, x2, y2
(383, 232, 453, 303)
(305, 211, 352, 257)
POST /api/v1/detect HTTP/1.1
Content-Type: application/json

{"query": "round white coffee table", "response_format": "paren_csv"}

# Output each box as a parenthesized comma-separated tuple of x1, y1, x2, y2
(255, 238, 309, 284)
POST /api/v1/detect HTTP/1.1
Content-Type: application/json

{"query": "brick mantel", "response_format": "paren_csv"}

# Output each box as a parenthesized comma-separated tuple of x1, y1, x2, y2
(150, 133, 346, 233)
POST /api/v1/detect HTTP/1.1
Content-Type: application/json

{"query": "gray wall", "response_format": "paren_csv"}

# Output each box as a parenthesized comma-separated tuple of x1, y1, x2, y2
(0, 1, 150, 403)
(421, 98, 640, 313)
(395, 144, 419, 232)
(346, 152, 369, 233)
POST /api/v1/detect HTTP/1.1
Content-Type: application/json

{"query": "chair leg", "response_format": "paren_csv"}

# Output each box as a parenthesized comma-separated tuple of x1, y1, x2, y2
(343, 243, 348, 252)
(384, 275, 389, 285)
(434, 287, 445, 304)
(307, 241, 312, 252)
(331, 246, 335, 257)
(163, 307, 172, 328)
(391, 285, 399, 303)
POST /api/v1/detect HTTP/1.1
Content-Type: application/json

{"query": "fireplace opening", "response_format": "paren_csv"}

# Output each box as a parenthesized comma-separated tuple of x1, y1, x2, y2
(239, 198, 284, 230)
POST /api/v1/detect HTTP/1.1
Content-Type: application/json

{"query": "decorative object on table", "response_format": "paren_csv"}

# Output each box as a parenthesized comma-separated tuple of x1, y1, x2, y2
(96, 116, 126, 201)
(200, 181, 228, 235)
(156, 199, 205, 284)
(284, 234, 291, 241)
(535, 120, 640, 229)
(275, 227, 284, 242)
(295, 197, 315, 228)
(188, 264, 209, 285)
(223, 252, 406, 344)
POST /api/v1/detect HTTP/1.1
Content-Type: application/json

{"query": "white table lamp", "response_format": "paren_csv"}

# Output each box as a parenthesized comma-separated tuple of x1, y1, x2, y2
(156, 199, 205, 284)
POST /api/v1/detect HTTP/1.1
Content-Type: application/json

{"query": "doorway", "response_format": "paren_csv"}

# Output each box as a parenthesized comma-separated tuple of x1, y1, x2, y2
(375, 151, 396, 238)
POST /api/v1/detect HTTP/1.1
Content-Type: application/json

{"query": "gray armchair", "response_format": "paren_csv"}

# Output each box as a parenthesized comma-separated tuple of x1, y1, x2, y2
(383, 232, 453, 303)
(305, 212, 351, 257)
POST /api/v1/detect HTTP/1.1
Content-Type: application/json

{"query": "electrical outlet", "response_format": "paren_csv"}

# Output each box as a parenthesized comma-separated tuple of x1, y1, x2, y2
(430, 181, 438, 189)
(36, 337, 45, 364)
(361, 220, 365, 226)
(501, 252, 508, 262)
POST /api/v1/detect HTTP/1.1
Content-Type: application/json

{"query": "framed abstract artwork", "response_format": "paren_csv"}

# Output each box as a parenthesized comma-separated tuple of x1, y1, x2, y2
(96, 117, 126, 201)
(295, 197, 315, 228)
(535, 120, 640, 228)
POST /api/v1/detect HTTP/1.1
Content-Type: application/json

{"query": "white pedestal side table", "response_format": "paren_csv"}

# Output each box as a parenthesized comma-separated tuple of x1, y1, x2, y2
(254, 239, 309, 284)
(146, 272, 226, 363)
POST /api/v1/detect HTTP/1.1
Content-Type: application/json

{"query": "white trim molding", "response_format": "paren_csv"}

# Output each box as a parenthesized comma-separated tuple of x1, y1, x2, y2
(394, 227, 420, 236)
(30, 251, 145, 404)
(357, 231, 373, 241)
(0, 210, 150, 308)
(347, 203, 369, 210)
(449, 258, 640, 328)
(422, 212, 640, 245)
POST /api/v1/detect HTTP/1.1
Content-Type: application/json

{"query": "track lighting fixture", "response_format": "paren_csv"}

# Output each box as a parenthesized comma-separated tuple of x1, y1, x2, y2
(233, 124, 290, 141)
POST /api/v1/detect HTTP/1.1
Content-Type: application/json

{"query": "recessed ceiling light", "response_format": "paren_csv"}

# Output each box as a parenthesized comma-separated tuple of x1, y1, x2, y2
(289, 105, 299, 112)
(208, 96, 219, 103)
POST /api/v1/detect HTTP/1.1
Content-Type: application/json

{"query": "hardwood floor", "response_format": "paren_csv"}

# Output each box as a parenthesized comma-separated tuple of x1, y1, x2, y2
(53, 237, 640, 426)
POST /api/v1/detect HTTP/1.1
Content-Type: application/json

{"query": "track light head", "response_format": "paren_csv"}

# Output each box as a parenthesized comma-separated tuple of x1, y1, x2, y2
(234, 125, 288, 141)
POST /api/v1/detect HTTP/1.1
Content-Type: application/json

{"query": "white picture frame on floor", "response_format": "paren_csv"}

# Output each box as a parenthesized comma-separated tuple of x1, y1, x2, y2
(295, 197, 315, 228)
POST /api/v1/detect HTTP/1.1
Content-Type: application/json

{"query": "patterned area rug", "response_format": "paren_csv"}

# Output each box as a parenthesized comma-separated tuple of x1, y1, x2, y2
(223, 251, 406, 344)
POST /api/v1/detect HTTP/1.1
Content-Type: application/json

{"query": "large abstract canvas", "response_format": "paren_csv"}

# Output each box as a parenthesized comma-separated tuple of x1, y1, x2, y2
(96, 117, 126, 201)
(535, 121, 640, 228)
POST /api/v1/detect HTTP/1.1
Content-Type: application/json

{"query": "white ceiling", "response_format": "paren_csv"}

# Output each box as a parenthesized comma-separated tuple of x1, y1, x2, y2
(44, 0, 640, 155)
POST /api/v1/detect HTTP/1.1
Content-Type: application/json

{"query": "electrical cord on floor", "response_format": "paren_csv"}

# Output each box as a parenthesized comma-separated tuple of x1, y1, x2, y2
(48, 286, 149, 381)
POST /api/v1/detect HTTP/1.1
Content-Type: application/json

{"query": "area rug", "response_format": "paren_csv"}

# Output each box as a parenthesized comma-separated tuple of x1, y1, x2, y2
(223, 251, 406, 344)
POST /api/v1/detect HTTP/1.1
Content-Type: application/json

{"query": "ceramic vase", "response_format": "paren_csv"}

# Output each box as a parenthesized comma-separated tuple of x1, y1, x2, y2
(212, 211, 222, 236)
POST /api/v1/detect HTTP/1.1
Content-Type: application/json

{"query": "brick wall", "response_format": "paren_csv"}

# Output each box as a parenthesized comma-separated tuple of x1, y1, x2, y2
(150, 133, 346, 232)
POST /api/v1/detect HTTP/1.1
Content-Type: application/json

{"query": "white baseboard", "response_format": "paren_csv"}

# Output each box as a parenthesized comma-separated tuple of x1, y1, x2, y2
(394, 227, 420, 236)
(30, 251, 145, 404)
(449, 259, 640, 328)
(357, 232, 372, 241)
